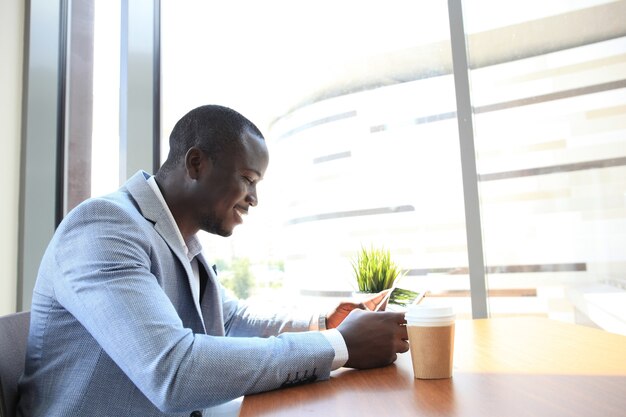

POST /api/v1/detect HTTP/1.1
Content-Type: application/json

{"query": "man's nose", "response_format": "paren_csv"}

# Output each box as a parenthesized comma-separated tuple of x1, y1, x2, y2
(246, 189, 258, 206)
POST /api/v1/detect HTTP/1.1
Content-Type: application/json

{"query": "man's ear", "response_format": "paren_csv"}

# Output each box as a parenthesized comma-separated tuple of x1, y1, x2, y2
(185, 147, 209, 180)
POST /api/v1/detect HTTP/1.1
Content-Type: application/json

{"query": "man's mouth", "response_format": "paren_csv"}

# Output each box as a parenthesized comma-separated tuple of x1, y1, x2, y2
(234, 206, 248, 220)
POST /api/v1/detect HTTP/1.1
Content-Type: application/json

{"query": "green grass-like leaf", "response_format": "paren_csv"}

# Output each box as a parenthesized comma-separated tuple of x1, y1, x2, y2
(351, 245, 404, 292)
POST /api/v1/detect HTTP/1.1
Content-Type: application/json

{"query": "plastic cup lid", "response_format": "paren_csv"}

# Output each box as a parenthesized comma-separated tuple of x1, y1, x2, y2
(405, 305, 455, 322)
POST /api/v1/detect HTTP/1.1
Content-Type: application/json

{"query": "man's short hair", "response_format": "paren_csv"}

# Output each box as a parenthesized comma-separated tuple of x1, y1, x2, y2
(160, 105, 264, 172)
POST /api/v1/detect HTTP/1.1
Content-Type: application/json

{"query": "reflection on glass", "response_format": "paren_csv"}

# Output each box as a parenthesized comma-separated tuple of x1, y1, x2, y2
(161, 0, 472, 315)
(465, 0, 626, 334)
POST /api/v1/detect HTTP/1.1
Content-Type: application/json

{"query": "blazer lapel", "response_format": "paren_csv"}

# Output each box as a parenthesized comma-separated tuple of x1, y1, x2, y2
(124, 171, 207, 332)
(197, 255, 226, 336)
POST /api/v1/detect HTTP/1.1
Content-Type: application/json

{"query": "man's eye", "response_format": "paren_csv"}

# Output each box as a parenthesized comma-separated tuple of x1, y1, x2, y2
(243, 176, 253, 184)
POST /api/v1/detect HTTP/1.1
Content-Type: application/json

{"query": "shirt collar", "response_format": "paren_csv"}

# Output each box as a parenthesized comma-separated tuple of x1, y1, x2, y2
(146, 175, 202, 261)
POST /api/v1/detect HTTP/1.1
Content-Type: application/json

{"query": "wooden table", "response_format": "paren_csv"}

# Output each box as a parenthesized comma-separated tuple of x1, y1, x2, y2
(239, 317, 626, 417)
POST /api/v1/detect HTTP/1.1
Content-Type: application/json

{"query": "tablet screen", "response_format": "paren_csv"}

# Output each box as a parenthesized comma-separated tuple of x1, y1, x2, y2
(386, 287, 426, 311)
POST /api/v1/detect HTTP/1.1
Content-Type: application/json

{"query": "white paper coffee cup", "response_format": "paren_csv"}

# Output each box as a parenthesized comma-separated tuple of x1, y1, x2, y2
(405, 305, 455, 379)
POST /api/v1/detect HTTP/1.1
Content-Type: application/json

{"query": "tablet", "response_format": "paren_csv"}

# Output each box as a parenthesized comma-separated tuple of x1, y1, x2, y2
(385, 286, 426, 312)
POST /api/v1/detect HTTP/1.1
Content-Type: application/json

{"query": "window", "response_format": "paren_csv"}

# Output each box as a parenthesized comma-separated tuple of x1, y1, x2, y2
(465, 0, 626, 331)
(161, 0, 472, 314)
(160, 0, 626, 332)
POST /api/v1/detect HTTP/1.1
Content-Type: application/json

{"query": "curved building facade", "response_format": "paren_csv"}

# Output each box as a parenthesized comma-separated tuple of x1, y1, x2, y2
(268, 76, 467, 297)
(161, 0, 626, 328)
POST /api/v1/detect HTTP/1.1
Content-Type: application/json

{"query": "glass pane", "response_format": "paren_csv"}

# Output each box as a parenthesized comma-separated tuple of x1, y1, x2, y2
(465, 0, 626, 334)
(162, 0, 471, 317)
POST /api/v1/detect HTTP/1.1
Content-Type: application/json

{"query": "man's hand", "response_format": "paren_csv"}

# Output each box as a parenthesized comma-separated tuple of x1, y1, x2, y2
(325, 290, 392, 329)
(336, 308, 409, 369)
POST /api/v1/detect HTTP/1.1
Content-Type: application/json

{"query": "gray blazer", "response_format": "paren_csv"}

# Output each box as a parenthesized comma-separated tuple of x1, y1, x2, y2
(18, 171, 335, 417)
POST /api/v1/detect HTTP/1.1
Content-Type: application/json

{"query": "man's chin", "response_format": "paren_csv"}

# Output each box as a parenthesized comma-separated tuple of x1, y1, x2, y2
(202, 222, 234, 237)
(216, 229, 233, 237)
(215, 223, 235, 237)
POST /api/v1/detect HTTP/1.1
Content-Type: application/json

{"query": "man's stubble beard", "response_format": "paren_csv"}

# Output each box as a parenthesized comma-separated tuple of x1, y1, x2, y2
(201, 212, 233, 237)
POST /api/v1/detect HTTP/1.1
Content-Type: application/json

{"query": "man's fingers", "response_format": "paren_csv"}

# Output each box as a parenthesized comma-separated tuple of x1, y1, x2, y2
(362, 289, 392, 310)
(398, 323, 408, 340)
(398, 340, 410, 354)
(370, 290, 389, 303)
(395, 313, 407, 325)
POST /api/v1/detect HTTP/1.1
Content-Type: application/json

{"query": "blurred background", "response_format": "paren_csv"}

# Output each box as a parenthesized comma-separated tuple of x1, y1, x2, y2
(2, 0, 625, 335)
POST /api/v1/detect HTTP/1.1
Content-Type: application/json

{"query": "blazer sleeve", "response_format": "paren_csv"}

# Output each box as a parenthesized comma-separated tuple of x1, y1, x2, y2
(220, 286, 318, 337)
(50, 198, 335, 413)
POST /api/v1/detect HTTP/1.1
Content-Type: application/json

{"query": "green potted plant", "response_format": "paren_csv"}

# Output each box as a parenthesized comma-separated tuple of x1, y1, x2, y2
(351, 245, 404, 294)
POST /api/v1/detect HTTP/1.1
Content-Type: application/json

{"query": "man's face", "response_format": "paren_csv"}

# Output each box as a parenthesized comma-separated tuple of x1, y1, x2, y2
(193, 131, 269, 237)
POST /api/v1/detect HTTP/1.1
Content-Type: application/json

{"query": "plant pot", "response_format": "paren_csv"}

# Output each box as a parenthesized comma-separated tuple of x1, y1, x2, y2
(352, 290, 389, 311)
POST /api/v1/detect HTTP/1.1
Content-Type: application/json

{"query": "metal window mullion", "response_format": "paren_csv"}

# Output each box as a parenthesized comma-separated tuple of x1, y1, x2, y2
(153, 0, 161, 171)
(448, 0, 489, 318)
(65, 0, 95, 213)
(18, 0, 68, 310)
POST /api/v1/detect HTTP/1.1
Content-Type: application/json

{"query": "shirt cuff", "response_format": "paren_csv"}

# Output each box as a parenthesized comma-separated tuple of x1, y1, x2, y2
(320, 328, 349, 370)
